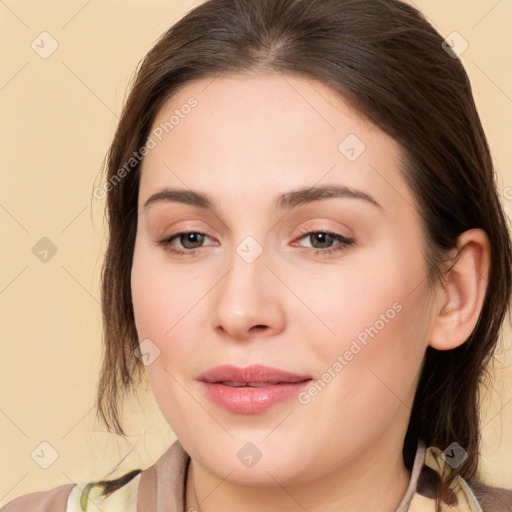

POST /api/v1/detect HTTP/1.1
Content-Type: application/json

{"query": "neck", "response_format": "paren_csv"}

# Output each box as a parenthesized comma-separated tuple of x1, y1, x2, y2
(185, 436, 413, 512)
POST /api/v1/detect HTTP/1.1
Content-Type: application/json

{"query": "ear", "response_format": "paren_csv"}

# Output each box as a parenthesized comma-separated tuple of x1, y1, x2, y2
(428, 228, 491, 351)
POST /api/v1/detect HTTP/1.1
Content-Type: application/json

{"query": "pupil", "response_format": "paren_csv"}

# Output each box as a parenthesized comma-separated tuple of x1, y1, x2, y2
(311, 233, 332, 249)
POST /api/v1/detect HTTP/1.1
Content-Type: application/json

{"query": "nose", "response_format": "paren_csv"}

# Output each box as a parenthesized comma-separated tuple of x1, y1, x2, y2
(210, 246, 286, 342)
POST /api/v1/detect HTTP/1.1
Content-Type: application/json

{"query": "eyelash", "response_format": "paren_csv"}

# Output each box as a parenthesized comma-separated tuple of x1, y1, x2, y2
(293, 227, 355, 257)
(156, 228, 355, 258)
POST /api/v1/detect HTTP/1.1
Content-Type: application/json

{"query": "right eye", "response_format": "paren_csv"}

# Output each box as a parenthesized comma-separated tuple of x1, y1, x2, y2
(157, 231, 216, 257)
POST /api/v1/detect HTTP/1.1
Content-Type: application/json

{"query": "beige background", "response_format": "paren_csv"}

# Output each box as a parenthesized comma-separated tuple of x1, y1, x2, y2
(0, 0, 511, 505)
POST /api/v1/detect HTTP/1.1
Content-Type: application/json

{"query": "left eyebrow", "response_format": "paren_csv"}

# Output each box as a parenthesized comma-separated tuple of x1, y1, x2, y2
(142, 184, 383, 211)
(276, 184, 383, 210)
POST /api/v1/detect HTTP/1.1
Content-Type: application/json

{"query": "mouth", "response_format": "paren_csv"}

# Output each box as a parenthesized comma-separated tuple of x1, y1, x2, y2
(199, 363, 312, 384)
(199, 364, 313, 413)
(218, 381, 302, 387)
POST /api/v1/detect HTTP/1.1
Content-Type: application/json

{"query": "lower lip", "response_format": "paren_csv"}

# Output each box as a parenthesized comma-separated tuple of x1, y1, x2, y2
(201, 380, 313, 413)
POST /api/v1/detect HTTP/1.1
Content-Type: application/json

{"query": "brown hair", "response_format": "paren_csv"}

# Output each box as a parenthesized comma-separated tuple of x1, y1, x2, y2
(96, 0, 512, 486)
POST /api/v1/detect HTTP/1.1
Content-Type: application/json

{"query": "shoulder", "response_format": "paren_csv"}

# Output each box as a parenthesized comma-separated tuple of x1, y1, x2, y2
(420, 446, 512, 512)
(0, 483, 75, 512)
(0, 470, 142, 512)
(68, 469, 142, 511)
(468, 481, 512, 512)
(0, 440, 189, 512)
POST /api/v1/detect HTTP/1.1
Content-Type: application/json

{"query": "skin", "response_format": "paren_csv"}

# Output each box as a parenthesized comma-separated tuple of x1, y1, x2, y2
(131, 72, 490, 512)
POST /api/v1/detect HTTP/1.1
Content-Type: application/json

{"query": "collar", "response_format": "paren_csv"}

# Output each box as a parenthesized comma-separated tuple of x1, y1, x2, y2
(70, 439, 485, 511)
(406, 445, 483, 512)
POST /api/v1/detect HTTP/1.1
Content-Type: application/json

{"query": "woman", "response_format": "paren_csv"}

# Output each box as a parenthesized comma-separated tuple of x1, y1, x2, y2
(2, 0, 511, 510)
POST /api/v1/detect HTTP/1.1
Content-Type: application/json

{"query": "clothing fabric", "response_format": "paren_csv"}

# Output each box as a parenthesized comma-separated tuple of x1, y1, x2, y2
(2, 439, 511, 511)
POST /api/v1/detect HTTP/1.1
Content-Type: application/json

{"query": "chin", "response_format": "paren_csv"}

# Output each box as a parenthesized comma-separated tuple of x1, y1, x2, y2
(190, 438, 314, 487)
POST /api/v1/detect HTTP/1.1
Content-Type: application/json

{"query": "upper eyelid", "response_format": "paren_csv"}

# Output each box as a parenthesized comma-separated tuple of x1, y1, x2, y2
(292, 231, 355, 249)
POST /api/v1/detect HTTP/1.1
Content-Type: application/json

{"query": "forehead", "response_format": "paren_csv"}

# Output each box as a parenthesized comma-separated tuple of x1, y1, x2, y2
(149, 72, 373, 154)
(139, 72, 414, 216)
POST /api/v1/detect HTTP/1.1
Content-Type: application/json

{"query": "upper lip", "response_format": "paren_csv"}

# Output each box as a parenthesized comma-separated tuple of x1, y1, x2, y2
(199, 364, 312, 384)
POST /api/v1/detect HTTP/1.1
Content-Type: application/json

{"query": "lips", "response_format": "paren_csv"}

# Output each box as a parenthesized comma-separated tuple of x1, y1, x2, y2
(199, 364, 311, 385)
(199, 364, 313, 413)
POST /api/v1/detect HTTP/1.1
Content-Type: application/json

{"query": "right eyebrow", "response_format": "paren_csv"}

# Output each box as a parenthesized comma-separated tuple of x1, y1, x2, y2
(144, 189, 213, 210)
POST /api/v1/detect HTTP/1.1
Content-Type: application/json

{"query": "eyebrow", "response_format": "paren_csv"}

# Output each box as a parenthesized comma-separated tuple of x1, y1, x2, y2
(143, 184, 383, 211)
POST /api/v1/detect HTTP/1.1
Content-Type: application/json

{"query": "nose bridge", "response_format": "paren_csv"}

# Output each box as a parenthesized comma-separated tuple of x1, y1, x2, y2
(210, 235, 285, 340)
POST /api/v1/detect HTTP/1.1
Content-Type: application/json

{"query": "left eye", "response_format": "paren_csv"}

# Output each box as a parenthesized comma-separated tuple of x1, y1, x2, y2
(297, 231, 352, 250)
(292, 230, 355, 256)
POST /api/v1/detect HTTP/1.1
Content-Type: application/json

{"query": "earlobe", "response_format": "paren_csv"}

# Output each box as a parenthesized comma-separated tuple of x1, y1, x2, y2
(428, 229, 491, 351)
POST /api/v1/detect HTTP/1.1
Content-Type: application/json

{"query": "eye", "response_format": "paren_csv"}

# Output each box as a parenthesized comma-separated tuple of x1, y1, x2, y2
(293, 228, 355, 257)
(156, 231, 215, 257)
(156, 228, 355, 258)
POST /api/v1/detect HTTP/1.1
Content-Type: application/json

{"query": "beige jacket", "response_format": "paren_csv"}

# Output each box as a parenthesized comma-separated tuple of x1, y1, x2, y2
(2, 440, 511, 511)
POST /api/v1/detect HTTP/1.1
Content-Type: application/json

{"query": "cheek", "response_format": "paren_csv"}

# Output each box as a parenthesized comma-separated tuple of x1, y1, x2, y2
(131, 272, 179, 339)
(131, 238, 204, 344)
(131, 244, 195, 390)
(293, 281, 430, 468)
(130, 241, 220, 412)
(295, 246, 428, 360)
(131, 251, 201, 430)
(296, 241, 431, 410)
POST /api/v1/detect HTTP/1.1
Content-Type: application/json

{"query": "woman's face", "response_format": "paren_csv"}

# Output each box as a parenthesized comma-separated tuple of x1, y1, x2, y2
(131, 72, 438, 485)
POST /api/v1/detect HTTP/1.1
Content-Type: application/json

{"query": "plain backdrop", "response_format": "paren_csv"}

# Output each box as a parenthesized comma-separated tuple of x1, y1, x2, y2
(1, 0, 511, 505)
